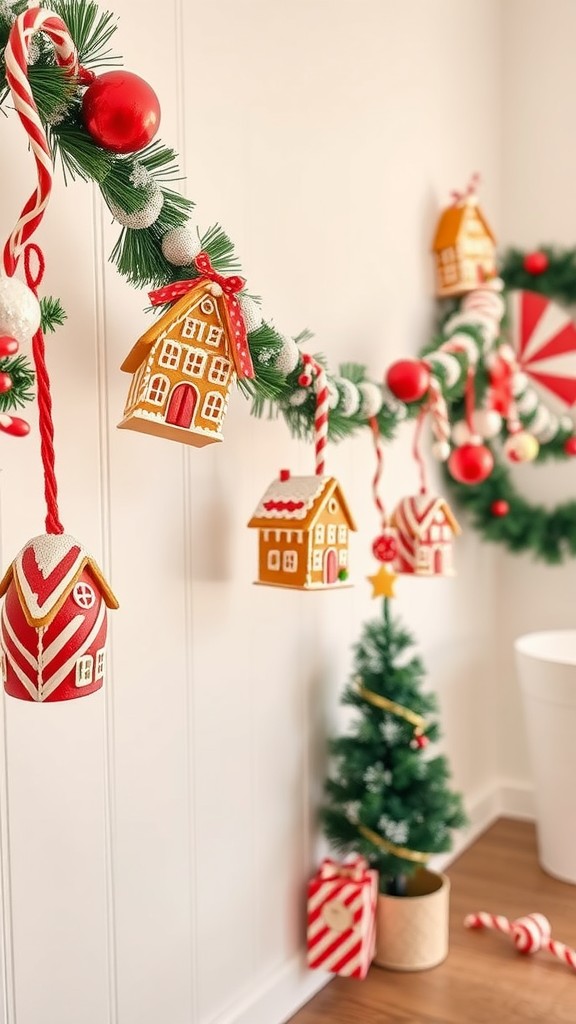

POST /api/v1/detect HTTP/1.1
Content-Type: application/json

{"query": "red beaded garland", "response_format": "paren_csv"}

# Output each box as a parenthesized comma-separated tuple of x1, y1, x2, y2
(491, 499, 510, 517)
(82, 71, 161, 154)
(564, 436, 576, 457)
(386, 359, 430, 403)
(523, 251, 549, 276)
(0, 373, 12, 394)
(448, 443, 494, 485)
(0, 336, 19, 358)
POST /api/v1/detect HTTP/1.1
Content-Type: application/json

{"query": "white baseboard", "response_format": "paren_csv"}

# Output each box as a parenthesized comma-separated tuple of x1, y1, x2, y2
(218, 780, 536, 1024)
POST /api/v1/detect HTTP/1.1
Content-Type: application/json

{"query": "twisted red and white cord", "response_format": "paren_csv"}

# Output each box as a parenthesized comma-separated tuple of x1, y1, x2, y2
(426, 376, 450, 449)
(3, 5, 78, 276)
(465, 911, 576, 971)
(1, 6, 79, 527)
(369, 416, 386, 526)
(302, 354, 329, 476)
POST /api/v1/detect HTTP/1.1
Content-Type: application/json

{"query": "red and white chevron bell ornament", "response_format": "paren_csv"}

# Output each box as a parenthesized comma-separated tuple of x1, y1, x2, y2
(0, 6, 118, 702)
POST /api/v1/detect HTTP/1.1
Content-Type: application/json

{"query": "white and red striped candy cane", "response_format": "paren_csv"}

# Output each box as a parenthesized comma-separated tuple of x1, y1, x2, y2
(426, 376, 450, 450)
(3, 4, 79, 276)
(465, 911, 576, 971)
(301, 354, 329, 476)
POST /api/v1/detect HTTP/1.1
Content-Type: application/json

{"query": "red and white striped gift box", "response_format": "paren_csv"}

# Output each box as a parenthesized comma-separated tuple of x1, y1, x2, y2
(307, 857, 378, 979)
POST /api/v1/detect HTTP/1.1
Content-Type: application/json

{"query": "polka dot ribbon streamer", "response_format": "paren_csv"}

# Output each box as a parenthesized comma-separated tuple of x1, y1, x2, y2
(465, 911, 576, 971)
(301, 354, 329, 476)
(1, 5, 80, 530)
(148, 253, 255, 380)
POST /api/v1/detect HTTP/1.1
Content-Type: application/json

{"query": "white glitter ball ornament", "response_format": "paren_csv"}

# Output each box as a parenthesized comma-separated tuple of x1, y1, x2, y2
(358, 381, 383, 418)
(327, 380, 339, 410)
(288, 388, 308, 407)
(274, 335, 300, 376)
(451, 420, 471, 446)
(0, 276, 41, 342)
(431, 440, 451, 461)
(161, 226, 202, 266)
(472, 408, 502, 439)
(109, 184, 164, 230)
(240, 295, 263, 333)
(335, 377, 361, 416)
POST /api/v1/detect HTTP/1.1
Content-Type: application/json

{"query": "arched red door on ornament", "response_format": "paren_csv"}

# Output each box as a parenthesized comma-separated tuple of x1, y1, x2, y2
(324, 548, 338, 584)
(166, 383, 197, 428)
(434, 547, 443, 574)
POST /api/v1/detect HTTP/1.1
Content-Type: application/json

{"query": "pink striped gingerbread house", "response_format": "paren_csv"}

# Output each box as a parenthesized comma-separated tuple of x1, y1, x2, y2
(391, 494, 460, 577)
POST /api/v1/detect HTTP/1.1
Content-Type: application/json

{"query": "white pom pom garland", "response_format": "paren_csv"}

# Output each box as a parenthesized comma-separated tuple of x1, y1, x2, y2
(161, 226, 202, 266)
(288, 388, 309, 407)
(472, 408, 502, 439)
(0, 275, 41, 342)
(451, 420, 471, 446)
(358, 381, 383, 418)
(334, 377, 361, 417)
(109, 184, 164, 230)
(431, 440, 451, 461)
(239, 296, 263, 333)
(274, 335, 300, 376)
(327, 380, 339, 410)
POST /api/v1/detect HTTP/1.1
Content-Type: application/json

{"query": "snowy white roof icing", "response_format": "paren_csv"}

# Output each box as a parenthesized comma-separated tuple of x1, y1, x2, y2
(250, 476, 330, 522)
(12, 534, 87, 625)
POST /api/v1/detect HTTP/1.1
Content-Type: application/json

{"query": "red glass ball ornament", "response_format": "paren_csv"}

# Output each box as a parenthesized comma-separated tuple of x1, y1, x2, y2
(372, 531, 398, 563)
(0, 373, 12, 393)
(448, 443, 494, 485)
(523, 251, 549, 276)
(386, 359, 430, 403)
(82, 71, 161, 154)
(0, 336, 19, 358)
(491, 499, 510, 517)
(564, 436, 576, 457)
(298, 372, 312, 387)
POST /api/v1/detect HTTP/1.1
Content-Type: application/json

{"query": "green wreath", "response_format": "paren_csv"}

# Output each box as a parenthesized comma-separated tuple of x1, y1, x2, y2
(437, 247, 576, 565)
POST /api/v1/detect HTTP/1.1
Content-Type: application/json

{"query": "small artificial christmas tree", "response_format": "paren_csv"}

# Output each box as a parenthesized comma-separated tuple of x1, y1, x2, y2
(322, 598, 466, 895)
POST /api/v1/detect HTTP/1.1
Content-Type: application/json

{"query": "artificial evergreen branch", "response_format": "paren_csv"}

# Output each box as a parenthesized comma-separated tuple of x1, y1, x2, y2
(48, 0, 120, 70)
(40, 295, 67, 333)
(0, 354, 35, 411)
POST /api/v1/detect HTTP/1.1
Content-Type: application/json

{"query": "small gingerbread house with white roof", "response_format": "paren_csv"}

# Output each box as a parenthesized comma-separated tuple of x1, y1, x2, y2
(248, 470, 357, 589)
(391, 494, 460, 577)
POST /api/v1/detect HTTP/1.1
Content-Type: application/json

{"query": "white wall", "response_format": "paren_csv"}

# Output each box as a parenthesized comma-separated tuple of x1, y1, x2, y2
(499, 0, 576, 796)
(0, 2, 502, 1023)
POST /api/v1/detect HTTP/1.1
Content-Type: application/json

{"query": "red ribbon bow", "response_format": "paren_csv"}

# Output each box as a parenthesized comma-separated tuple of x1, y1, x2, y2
(319, 857, 369, 883)
(148, 252, 254, 380)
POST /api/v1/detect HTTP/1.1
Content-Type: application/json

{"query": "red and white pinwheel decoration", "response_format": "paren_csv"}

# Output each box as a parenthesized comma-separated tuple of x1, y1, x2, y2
(508, 290, 576, 407)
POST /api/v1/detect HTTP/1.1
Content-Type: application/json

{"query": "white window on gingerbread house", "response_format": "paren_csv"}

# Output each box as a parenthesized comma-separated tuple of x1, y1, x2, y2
(208, 356, 231, 385)
(315, 524, 325, 544)
(183, 348, 207, 377)
(339, 549, 348, 567)
(205, 325, 224, 347)
(312, 549, 323, 571)
(159, 339, 181, 369)
(95, 649, 106, 681)
(202, 391, 225, 422)
(416, 547, 431, 571)
(147, 374, 170, 405)
(75, 655, 94, 687)
(338, 525, 347, 543)
(283, 551, 298, 573)
(327, 524, 337, 544)
(267, 550, 280, 571)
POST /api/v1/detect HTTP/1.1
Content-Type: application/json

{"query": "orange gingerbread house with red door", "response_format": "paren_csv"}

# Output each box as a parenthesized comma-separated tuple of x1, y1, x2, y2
(391, 494, 460, 577)
(248, 470, 357, 589)
(432, 194, 496, 297)
(118, 280, 237, 446)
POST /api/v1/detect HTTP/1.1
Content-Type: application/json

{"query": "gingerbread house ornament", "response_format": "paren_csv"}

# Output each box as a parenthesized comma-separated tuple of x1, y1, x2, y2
(0, 534, 119, 702)
(118, 254, 254, 447)
(248, 470, 357, 589)
(432, 190, 497, 297)
(390, 494, 460, 577)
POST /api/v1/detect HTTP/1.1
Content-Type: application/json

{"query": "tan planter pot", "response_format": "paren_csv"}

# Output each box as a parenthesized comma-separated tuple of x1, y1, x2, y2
(374, 869, 450, 971)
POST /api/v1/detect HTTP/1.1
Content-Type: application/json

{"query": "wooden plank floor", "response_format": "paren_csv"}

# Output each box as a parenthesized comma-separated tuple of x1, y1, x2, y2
(290, 819, 576, 1023)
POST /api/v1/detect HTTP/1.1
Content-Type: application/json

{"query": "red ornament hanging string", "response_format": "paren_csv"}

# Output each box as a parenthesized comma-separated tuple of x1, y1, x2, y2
(412, 407, 430, 495)
(2, 4, 82, 532)
(369, 415, 397, 564)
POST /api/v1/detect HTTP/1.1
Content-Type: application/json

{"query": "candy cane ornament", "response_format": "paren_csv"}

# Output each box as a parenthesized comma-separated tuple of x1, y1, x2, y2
(465, 911, 576, 971)
(301, 353, 329, 476)
(0, 7, 119, 704)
